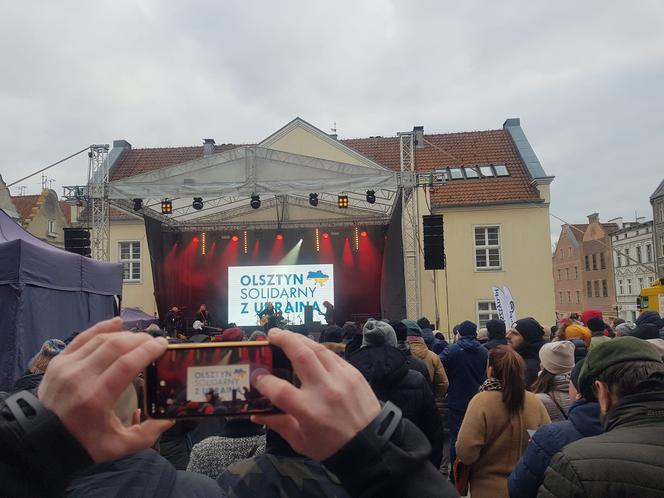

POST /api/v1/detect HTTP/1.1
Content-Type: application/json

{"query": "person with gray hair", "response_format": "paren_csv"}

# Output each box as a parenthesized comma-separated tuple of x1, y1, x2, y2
(347, 319, 444, 467)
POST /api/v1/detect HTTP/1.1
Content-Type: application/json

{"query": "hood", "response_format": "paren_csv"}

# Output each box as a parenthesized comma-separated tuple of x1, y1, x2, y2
(486, 319, 506, 340)
(517, 340, 545, 359)
(630, 323, 661, 340)
(636, 311, 664, 329)
(349, 345, 409, 387)
(420, 328, 434, 349)
(456, 336, 485, 353)
(567, 400, 604, 437)
(604, 390, 664, 432)
(396, 341, 412, 356)
(646, 338, 664, 359)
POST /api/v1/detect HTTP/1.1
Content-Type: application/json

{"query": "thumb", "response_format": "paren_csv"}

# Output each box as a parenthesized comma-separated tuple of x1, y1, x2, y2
(123, 419, 174, 452)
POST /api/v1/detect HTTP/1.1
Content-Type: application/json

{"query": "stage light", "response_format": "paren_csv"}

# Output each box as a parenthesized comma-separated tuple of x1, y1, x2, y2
(243, 230, 248, 254)
(201, 232, 206, 255)
(192, 197, 204, 210)
(309, 193, 319, 207)
(354, 226, 359, 251)
(276, 232, 284, 241)
(250, 194, 261, 209)
(366, 190, 376, 204)
(361, 230, 368, 238)
(338, 194, 349, 209)
(315, 228, 320, 252)
(132, 198, 143, 211)
(161, 199, 172, 214)
(192, 235, 200, 244)
(231, 234, 239, 242)
(322, 232, 329, 239)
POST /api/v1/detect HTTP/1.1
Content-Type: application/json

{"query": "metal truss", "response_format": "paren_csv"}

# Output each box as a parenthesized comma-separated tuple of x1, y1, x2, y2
(399, 132, 421, 319)
(88, 145, 110, 260)
(164, 217, 389, 233)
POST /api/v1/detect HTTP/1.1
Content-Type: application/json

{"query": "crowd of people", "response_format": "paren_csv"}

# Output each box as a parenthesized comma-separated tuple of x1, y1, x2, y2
(1, 307, 664, 497)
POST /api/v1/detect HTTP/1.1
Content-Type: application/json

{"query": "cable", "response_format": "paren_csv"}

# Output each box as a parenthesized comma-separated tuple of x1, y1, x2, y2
(422, 137, 463, 164)
(7, 147, 90, 188)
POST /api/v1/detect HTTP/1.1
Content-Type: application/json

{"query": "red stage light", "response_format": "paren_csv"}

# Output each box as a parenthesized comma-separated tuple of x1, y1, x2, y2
(322, 232, 329, 239)
(231, 235, 239, 242)
(360, 231, 368, 238)
(192, 236, 200, 244)
(276, 233, 284, 241)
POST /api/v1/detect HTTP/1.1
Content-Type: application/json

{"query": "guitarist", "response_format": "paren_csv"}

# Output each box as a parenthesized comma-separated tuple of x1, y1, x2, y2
(258, 302, 277, 332)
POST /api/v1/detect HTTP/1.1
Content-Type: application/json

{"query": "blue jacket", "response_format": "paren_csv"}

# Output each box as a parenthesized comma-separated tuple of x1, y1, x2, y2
(507, 400, 603, 498)
(439, 337, 487, 411)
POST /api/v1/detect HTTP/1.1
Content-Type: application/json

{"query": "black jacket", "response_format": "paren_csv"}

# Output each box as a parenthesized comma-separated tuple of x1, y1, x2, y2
(440, 336, 488, 411)
(396, 342, 430, 380)
(538, 390, 664, 498)
(349, 345, 444, 467)
(483, 338, 507, 351)
(516, 340, 545, 387)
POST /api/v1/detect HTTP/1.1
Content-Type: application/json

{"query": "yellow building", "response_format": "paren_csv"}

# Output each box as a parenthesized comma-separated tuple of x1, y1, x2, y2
(11, 189, 71, 247)
(105, 118, 555, 329)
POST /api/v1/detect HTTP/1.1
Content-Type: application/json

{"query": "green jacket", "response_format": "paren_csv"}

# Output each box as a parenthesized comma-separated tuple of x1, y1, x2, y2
(537, 390, 664, 498)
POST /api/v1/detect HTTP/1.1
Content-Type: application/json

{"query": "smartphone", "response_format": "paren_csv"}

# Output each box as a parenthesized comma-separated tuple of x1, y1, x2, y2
(144, 341, 292, 419)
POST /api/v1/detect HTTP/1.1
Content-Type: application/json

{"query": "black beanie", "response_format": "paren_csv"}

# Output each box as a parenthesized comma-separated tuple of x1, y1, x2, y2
(513, 318, 544, 344)
(392, 321, 408, 342)
(486, 319, 506, 340)
(587, 317, 607, 333)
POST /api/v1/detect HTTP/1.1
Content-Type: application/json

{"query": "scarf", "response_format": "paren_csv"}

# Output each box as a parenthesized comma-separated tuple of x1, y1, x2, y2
(479, 377, 502, 392)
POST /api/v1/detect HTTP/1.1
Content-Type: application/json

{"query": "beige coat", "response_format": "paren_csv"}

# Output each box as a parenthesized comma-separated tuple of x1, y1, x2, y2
(456, 391, 550, 498)
(407, 337, 449, 397)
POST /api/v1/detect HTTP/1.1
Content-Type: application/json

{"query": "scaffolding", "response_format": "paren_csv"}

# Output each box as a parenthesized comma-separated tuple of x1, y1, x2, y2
(88, 144, 110, 260)
(399, 132, 421, 319)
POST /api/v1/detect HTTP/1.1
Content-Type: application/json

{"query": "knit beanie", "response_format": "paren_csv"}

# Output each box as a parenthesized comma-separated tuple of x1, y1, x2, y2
(578, 336, 662, 400)
(539, 341, 575, 375)
(580, 310, 603, 327)
(456, 320, 477, 338)
(570, 358, 584, 390)
(629, 323, 661, 340)
(486, 319, 506, 340)
(513, 318, 544, 344)
(29, 339, 66, 374)
(323, 325, 343, 343)
(220, 327, 245, 342)
(401, 319, 422, 337)
(363, 319, 397, 347)
(635, 310, 664, 330)
(392, 321, 408, 342)
(587, 317, 607, 333)
(615, 322, 636, 336)
(478, 328, 489, 342)
(565, 324, 591, 342)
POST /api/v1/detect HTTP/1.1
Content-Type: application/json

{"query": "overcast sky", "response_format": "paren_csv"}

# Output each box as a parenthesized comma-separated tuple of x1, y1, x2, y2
(1, 1, 663, 244)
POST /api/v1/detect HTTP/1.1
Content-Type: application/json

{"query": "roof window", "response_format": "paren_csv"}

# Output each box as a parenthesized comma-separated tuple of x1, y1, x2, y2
(449, 168, 463, 180)
(493, 164, 509, 177)
(479, 166, 494, 177)
(463, 167, 479, 179)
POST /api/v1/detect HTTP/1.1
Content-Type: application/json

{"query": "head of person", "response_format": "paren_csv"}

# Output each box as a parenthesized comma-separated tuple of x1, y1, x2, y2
(568, 358, 585, 402)
(612, 317, 625, 328)
(507, 317, 545, 350)
(362, 319, 397, 348)
(455, 320, 478, 339)
(629, 323, 661, 340)
(390, 321, 408, 344)
(401, 319, 422, 338)
(434, 331, 446, 341)
(28, 339, 66, 375)
(249, 330, 267, 341)
(267, 302, 274, 309)
(550, 325, 559, 341)
(579, 336, 664, 417)
(342, 321, 360, 341)
(171, 306, 179, 313)
(587, 317, 607, 336)
(531, 341, 575, 393)
(322, 325, 343, 343)
(615, 322, 636, 337)
(563, 323, 591, 342)
(487, 345, 527, 416)
(477, 327, 489, 343)
(581, 309, 603, 327)
(221, 327, 245, 342)
(322, 300, 332, 310)
(486, 319, 506, 341)
(199, 304, 207, 312)
(635, 310, 664, 330)
(416, 317, 431, 330)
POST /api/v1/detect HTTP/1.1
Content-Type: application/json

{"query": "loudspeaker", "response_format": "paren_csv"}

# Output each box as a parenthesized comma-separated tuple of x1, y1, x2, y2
(423, 215, 445, 270)
(64, 228, 91, 257)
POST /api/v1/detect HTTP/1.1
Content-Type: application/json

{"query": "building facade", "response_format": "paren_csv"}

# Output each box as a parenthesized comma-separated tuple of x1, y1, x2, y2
(652, 179, 664, 278)
(611, 220, 656, 321)
(12, 189, 70, 247)
(552, 224, 587, 316)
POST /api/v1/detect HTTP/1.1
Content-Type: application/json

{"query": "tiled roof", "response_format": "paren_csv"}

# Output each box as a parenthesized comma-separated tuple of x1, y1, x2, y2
(109, 128, 543, 207)
(12, 194, 42, 223)
(109, 144, 244, 181)
(651, 178, 664, 201)
(59, 201, 72, 224)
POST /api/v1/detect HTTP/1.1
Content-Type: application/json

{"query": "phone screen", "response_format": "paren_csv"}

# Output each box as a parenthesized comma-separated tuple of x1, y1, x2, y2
(144, 341, 292, 418)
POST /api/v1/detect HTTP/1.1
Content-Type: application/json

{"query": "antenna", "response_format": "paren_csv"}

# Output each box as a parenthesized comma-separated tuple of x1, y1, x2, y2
(16, 186, 26, 196)
(331, 122, 337, 135)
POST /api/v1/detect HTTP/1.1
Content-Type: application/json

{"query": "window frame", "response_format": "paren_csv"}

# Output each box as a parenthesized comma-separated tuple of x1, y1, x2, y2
(118, 240, 142, 283)
(476, 300, 499, 328)
(473, 225, 502, 271)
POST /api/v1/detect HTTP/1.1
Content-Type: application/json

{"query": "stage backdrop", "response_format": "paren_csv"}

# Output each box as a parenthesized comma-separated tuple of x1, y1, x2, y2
(146, 224, 387, 329)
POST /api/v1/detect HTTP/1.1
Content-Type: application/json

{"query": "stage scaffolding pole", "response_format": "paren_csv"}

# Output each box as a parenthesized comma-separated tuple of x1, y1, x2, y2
(88, 144, 110, 261)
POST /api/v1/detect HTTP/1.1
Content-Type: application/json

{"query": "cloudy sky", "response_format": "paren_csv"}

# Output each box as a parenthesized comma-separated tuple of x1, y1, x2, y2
(1, 1, 663, 244)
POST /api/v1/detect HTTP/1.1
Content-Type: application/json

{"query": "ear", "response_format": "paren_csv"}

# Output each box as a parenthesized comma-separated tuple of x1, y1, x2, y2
(132, 408, 142, 426)
(594, 380, 612, 413)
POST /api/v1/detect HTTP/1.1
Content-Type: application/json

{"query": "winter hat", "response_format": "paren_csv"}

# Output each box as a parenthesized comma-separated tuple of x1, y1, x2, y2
(220, 328, 245, 342)
(392, 321, 408, 342)
(512, 318, 545, 344)
(323, 325, 343, 343)
(578, 336, 662, 400)
(249, 330, 267, 341)
(564, 324, 592, 347)
(486, 319, 506, 340)
(539, 341, 575, 375)
(401, 319, 422, 337)
(478, 327, 489, 342)
(635, 311, 664, 330)
(456, 320, 477, 338)
(629, 323, 661, 340)
(570, 357, 585, 390)
(580, 310, 603, 327)
(421, 327, 435, 348)
(29, 339, 66, 374)
(363, 319, 397, 347)
(587, 317, 607, 333)
(615, 322, 636, 336)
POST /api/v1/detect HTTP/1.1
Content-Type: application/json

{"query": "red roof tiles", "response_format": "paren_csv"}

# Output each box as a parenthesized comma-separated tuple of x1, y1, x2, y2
(12, 195, 41, 222)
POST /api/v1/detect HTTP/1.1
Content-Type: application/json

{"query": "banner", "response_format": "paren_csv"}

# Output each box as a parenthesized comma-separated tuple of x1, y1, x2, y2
(186, 364, 250, 402)
(228, 264, 335, 326)
(491, 285, 517, 326)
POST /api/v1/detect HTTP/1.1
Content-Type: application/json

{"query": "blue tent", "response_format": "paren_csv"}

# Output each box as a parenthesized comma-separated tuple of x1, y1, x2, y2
(0, 208, 122, 390)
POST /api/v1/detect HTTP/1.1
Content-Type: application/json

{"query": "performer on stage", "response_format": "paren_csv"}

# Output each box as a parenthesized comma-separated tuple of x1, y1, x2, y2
(322, 301, 335, 325)
(164, 306, 185, 336)
(197, 303, 211, 326)
(258, 302, 277, 331)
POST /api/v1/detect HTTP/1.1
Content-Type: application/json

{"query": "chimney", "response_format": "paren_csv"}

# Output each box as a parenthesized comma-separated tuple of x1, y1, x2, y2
(413, 126, 424, 149)
(203, 138, 215, 158)
(587, 212, 600, 224)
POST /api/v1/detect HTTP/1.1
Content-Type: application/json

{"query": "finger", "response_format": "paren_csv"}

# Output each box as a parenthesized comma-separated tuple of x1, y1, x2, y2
(74, 332, 159, 377)
(96, 336, 168, 403)
(267, 329, 327, 383)
(112, 418, 174, 460)
(63, 317, 125, 354)
(251, 413, 304, 451)
(253, 373, 309, 418)
(313, 344, 343, 373)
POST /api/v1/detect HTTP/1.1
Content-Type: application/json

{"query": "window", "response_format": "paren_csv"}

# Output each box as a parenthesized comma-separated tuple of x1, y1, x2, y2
(557, 269, 562, 281)
(479, 166, 494, 177)
(493, 164, 509, 177)
(567, 291, 572, 303)
(448, 168, 463, 179)
(574, 266, 578, 279)
(586, 281, 592, 298)
(119, 241, 141, 282)
(568, 247, 572, 257)
(649, 276, 655, 285)
(585, 255, 590, 271)
(625, 248, 630, 263)
(576, 291, 581, 303)
(566, 268, 569, 280)
(593, 280, 600, 297)
(559, 292, 563, 304)
(474, 226, 501, 270)
(463, 167, 479, 179)
(477, 301, 499, 327)
(619, 280, 624, 295)
(592, 254, 597, 270)
(646, 244, 652, 262)
(617, 254, 622, 267)
(47, 220, 56, 236)
(627, 278, 632, 295)
(600, 252, 606, 270)
(636, 246, 642, 263)
(602, 280, 608, 297)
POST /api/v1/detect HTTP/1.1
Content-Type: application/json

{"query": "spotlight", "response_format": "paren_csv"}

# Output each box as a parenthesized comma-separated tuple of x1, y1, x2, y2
(192, 197, 204, 210)
(276, 232, 284, 241)
(231, 234, 239, 242)
(192, 235, 200, 244)
(361, 230, 368, 238)
(338, 194, 349, 209)
(250, 194, 261, 209)
(309, 193, 319, 207)
(161, 199, 173, 215)
(322, 232, 329, 239)
(132, 198, 143, 211)
(366, 190, 376, 204)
